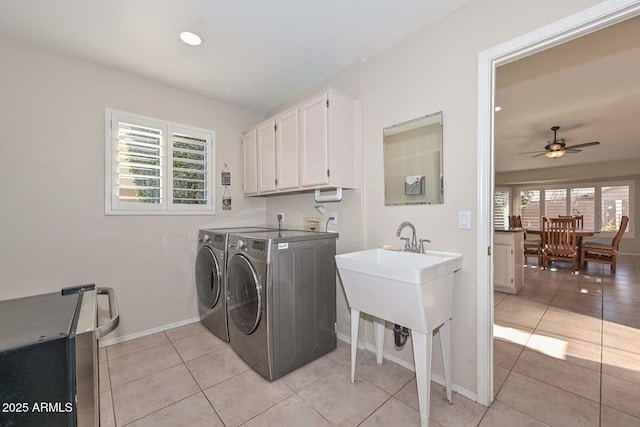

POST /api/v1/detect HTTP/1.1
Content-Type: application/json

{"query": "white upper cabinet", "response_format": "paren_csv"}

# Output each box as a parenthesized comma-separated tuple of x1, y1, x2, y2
(257, 120, 277, 193)
(275, 108, 299, 191)
(299, 93, 329, 187)
(300, 89, 355, 190)
(242, 129, 258, 195)
(243, 88, 356, 196)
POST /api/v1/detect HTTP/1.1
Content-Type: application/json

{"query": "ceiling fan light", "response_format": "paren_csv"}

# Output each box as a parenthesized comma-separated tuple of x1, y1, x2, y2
(545, 149, 566, 159)
(548, 142, 563, 151)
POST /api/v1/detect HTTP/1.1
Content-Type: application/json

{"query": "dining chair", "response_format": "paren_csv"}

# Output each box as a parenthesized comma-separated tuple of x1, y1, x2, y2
(541, 216, 579, 273)
(580, 215, 629, 273)
(559, 214, 584, 228)
(514, 215, 542, 265)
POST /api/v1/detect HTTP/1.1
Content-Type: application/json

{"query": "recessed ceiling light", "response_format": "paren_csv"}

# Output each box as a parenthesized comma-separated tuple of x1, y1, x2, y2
(180, 31, 202, 46)
(494, 106, 502, 112)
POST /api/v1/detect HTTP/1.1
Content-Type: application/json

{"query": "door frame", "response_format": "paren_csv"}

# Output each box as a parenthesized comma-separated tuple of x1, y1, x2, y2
(475, 0, 640, 406)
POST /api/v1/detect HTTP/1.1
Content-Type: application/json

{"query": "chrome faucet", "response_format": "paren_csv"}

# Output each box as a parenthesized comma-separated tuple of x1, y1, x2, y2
(396, 221, 431, 253)
(396, 221, 417, 252)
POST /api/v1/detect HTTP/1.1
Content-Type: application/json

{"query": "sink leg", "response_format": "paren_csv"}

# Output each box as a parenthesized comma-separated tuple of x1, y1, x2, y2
(412, 331, 432, 427)
(439, 319, 452, 403)
(373, 317, 385, 364)
(350, 308, 360, 383)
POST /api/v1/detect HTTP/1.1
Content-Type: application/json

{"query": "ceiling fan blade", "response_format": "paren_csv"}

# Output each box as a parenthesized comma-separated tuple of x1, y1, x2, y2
(563, 141, 600, 150)
(531, 152, 547, 158)
(565, 149, 582, 153)
(517, 150, 546, 155)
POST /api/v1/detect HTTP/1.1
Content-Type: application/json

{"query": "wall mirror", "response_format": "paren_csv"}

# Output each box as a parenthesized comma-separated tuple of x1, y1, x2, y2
(383, 111, 443, 205)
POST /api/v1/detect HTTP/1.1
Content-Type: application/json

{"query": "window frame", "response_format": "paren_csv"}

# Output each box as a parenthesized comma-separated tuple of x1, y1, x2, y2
(105, 108, 216, 215)
(516, 180, 634, 239)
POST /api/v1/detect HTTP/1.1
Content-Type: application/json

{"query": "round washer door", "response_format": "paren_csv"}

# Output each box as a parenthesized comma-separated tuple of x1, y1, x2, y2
(227, 254, 262, 335)
(195, 246, 222, 309)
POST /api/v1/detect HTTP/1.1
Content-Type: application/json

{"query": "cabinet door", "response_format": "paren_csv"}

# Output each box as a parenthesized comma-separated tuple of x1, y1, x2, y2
(493, 243, 513, 291)
(257, 120, 276, 193)
(276, 108, 299, 191)
(242, 130, 258, 195)
(299, 93, 329, 187)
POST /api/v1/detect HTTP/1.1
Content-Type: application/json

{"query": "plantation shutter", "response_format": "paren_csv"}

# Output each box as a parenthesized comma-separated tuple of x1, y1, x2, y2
(111, 116, 165, 211)
(169, 126, 212, 209)
(494, 190, 510, 230)
(106, 109, 215, 214)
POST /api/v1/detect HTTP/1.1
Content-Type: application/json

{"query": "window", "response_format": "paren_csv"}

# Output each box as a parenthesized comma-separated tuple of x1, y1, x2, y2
(544, 189, 566, 219)
(520, 190, 540, 229)
(494, 189, 510, 230)
(105, 109, 215, 215)
(516, 181, 633, 236)
(602, 185, 630, 231)
(570, 187, 595, 228)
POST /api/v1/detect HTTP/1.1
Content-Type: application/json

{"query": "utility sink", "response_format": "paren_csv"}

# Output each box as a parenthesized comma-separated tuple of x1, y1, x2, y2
(336, 248, 461, 284)
(335, 248, 462, 334)
(335, 248, 462, 427)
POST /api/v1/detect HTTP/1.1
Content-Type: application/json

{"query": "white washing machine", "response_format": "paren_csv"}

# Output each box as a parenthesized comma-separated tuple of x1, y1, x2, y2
(226, 229, 338, 380)
(195, 227, 275, 342)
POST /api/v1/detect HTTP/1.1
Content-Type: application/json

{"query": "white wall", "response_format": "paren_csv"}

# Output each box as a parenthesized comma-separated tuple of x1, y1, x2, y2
(0, 35, 266, 341)
(362, 0, 603, 396)
(261, 0, 604, 398)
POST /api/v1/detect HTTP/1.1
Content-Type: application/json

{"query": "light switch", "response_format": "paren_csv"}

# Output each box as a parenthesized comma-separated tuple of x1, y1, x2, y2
(459, 211, 471, 230)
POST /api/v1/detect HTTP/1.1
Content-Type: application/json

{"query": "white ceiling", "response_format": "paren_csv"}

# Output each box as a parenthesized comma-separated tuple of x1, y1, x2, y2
(0, 0, 471, 113)
(495, 15, 640, 173)
(2, 1, 638, 173)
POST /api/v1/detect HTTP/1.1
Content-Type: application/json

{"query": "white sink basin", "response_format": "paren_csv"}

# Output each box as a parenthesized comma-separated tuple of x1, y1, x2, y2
(335, 248, 462, 334)
(336, 248, 462, 284)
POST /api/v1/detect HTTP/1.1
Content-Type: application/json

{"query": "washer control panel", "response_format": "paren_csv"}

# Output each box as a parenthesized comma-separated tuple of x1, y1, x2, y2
(197, 230, 226, 250)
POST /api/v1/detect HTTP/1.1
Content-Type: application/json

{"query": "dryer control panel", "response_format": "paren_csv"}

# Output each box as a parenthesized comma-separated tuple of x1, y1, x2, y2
(234, 238, 268, 260)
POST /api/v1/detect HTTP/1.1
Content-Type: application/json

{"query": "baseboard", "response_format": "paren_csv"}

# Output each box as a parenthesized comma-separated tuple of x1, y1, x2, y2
(336, 335, 477, 403)
(336, 331, 368, 350)
(98, 316, 201, 348)
(620, 251, 640, 256)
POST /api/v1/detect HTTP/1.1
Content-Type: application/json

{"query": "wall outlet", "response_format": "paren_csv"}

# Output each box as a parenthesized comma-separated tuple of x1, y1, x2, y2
(277, 212, 284, 224)
(330, 212, 338, 225)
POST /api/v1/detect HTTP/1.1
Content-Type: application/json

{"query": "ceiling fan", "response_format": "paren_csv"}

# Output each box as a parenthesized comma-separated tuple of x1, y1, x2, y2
(518, 126, 600, 159)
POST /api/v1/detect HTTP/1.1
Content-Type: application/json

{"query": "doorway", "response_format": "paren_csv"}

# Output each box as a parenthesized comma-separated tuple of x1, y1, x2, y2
(476, 0, 640, 407)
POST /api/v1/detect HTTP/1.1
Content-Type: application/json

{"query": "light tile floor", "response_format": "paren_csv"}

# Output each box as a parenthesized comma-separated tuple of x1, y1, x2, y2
(100, 255, 640, 426)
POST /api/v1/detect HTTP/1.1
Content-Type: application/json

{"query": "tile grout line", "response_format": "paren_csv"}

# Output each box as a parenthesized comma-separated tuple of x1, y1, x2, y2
(119, 390, 204, 427)
(106, 334, 171, 363)
(109, 331, 204, 426)
(496, 265, 557, 396)
(599, 268, 604, 427)
(104, 349, 117, 427)
(494, 265, 590, 427)
(176, 336, 233, 426)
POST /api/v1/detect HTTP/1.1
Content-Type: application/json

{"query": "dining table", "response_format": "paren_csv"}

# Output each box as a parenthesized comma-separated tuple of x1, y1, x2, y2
(525, 228, 598, 239)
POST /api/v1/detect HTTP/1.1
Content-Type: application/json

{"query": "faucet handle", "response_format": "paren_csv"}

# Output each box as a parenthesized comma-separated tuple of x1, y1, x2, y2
(400, 237, 411, 251)
(418, 238, 431, 254)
